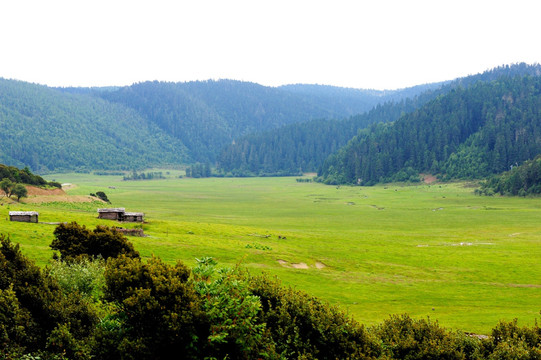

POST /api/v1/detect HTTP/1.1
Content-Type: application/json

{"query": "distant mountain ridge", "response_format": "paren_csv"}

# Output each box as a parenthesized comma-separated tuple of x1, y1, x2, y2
(0, 77, 440, 172)
(217, 64, 541, 177)
(317, 64, 541, 184)
(95, 80, 443, 163)
(1, 64, 539, 176)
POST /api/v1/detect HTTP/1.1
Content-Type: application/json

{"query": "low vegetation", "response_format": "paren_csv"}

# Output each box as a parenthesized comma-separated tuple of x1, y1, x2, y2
(478, 155, 541, 196)
(50, 222, 140, 261)
(1, 231, 541, 359)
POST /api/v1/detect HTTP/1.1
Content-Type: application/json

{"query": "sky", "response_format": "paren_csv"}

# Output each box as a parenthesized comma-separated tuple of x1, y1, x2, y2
(1, 0, 540, 90)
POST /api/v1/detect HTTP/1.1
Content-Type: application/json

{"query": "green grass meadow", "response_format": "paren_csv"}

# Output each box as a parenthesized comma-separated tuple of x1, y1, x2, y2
(1, 172, 540, 333)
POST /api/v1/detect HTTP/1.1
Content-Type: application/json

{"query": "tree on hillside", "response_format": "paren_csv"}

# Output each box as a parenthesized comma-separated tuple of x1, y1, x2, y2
(11, 184, 28, 202)
(0, 178, 13, 198)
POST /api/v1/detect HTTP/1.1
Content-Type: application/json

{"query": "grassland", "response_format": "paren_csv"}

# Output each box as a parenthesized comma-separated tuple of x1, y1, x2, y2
(1, 172, 540, 334)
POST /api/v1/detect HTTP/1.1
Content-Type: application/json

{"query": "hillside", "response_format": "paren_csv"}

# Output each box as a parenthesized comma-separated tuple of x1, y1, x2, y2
(217, 64, 541, 176)
(1, 65, 539, 174)
(0, 78, 439, 172)
(217, 99, 421, 175)
(318, 69, 541, 185)
(0, 79, 189, 172)
(95, 80, 440, 163)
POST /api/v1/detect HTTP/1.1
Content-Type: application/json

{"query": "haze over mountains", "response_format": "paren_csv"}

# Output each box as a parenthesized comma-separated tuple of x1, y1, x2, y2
(1, 63, 540, 183)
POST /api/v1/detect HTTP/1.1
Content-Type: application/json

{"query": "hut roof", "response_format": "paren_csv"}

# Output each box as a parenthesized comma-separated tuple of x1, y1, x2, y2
(97, 208, 125, 213)
(124, 212, 144, 216)
(9, 211, 39, 216)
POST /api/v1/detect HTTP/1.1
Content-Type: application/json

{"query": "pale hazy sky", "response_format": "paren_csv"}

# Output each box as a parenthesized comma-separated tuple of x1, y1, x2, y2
(1, 0, 540, 90)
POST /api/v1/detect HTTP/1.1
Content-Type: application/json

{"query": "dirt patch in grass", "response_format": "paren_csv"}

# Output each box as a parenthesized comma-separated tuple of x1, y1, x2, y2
(24, 195, 97, 204)
(277, 259, 289, 267)
(421, 174, 437, 184)
(22, 185, 101, 204)
(507, 283, 541, 288)
(277, 259, 324, 270)
(26, 186, 66, 196)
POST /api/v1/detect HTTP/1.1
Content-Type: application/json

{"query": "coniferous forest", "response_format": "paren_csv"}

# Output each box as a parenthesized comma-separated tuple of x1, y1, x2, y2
(318, 70, 541, 185)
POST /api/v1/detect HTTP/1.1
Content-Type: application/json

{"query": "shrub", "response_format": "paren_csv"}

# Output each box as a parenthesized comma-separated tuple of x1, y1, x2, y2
(47, 257, 106, 301)
(51, 222, 139, 261)
(192, 258, 267, 359)
(373, 314, 481, 360)
(96, 255, 207, 360)
(249, 273, 380, 359)
(480, 319, 541, 360)
(0, 235, 97, 358)
(95, 191, 110, 203)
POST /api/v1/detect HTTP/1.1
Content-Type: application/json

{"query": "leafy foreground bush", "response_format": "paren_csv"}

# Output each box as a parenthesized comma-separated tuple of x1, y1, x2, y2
(2, 234, 541, 359)
(0, 235, 98, 359)
(51, 222, 139, 261)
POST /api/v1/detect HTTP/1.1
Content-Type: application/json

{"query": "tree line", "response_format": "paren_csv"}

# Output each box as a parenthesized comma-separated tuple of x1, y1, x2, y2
(217, 99, 423, 176)
(477, 155, 541, 196)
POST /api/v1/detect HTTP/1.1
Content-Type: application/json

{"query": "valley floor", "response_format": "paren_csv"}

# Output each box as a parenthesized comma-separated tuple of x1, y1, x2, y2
(1, 172, 540, 333)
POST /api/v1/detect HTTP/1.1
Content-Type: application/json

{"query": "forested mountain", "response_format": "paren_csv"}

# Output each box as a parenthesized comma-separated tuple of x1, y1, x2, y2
(217, 64, 541, 176)
(1, 64, 539, 174)
(217, 99, 421, 176)
(0, 79, 188, 172)
(318, 71, 541, 185)
(95, 80, 441, 163)
(1, 77, 436, 172)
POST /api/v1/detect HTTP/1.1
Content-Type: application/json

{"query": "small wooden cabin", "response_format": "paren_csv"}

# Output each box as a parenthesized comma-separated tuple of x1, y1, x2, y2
(9, 211, 39, 223)
(97, 208, 125, 220)
(97, 208, 144, 222)
(122, 212, 144, 223)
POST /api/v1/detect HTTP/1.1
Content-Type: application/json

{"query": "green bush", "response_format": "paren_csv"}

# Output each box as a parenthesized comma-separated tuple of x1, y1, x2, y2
(47, 257, 106, 301)
(480, 319, 541, 360)
(193, 258, 267, 359)
(50, 222, 139, 261)
(373, 314, 480, 360)
(249, 273, 380, 359)
(0, 235, 97, 359)
(96, 255, 207, 360)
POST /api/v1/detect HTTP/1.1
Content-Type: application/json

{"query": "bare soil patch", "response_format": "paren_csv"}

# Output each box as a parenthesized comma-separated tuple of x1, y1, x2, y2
(24, 195, 97, 204)
(23, 185, 98, 204)
(277, 259, 325, 270)
(277, 259, 290, 267)
(26, 186, 66, 196)
(421, 174, 437, 184)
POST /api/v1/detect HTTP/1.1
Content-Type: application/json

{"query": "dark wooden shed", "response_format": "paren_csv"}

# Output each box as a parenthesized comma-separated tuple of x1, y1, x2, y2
(122, 212, 145, 223)
(9, 211, 39, 223)
(97, 208, 125, 220)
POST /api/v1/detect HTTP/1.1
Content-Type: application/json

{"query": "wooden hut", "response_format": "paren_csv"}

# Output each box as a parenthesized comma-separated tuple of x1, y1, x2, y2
(97, 208, 125, 220)
(122, 212, 145, 223)
(9, 211, 39, 223)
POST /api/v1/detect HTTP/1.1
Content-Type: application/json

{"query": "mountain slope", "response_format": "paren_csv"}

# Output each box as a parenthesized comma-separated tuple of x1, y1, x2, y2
(96, 80, 441, 163)
(0, 79, 189, 172)
(217, 98, 421, 175)
(318, 70, 541, 185)
(217, 64, 541, 176)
